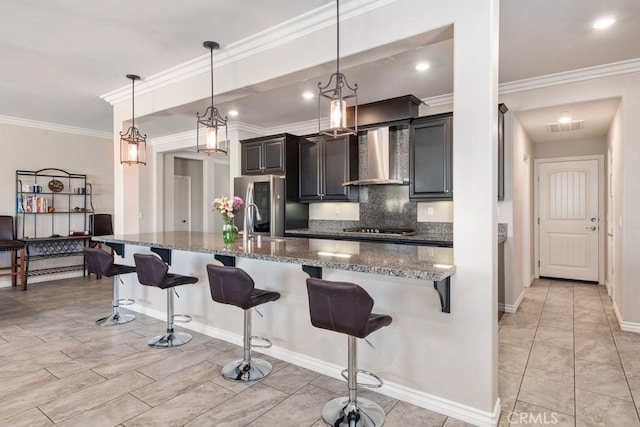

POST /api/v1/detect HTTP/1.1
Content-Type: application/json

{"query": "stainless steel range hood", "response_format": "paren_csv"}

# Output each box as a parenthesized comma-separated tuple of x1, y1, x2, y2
(343, 127, 408, 186)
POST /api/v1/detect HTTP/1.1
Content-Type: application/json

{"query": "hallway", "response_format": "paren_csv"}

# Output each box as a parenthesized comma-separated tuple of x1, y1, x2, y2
(499, 279, 640, 426)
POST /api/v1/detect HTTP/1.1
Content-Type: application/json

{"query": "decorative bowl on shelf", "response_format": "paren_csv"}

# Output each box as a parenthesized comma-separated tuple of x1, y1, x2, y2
(48, 179, 64, 192)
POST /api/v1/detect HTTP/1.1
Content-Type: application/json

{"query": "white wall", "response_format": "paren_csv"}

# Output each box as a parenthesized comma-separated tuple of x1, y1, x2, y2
(508, 115, 533, 308)
(607, 102, 624, 317)
(533, 137, 607, 159)
(0, 122, 112, 285)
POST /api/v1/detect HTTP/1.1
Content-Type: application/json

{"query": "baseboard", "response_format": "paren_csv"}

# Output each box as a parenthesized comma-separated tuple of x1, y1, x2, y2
(503, 290, 525, 314)
(125, 303, 501, 426)
(529, 274, 535, 286)
(612, 300, 640, 334)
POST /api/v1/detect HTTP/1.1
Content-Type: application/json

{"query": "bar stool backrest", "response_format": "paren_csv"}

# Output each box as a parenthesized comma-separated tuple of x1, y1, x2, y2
(206, 264, 255, 309)
(0, 216, 16, 241)
(84, 247, 114, 276)
(134, 253, 168, 287)
(306, 278, 375, 338)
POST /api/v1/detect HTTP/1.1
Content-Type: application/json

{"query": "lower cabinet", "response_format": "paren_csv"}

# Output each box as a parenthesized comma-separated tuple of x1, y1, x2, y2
(299, 135, 358, 202)
(409, 113, 453, 201)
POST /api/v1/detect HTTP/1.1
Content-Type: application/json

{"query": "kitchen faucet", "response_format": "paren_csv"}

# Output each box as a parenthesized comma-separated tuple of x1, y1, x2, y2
(243, 183, 262, 243)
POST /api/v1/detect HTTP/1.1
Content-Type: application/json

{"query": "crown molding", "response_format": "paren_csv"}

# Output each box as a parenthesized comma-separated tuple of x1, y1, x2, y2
(228, 121, 267, 136)
(422, 93, 454, 108)
(0, 114, 112, 139)
(101, 0, 399, 105)
(420, 58, 640, 108)
(500, 57, 640, 94)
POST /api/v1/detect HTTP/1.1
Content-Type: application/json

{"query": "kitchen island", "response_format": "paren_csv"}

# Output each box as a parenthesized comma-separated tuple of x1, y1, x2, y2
(92, 232, 479, 423)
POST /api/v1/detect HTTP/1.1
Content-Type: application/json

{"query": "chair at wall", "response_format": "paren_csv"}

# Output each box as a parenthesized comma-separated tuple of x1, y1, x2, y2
(306, 277, 392, 427)
(134, 253, 198, 348)
(206, 264, 281, 381)
(0, 216, 26, 291)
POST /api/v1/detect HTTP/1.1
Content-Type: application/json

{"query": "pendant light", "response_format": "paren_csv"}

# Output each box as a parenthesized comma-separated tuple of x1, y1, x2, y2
(318, 0, 358, 138)
(197, 41, 228, 155)
(120, 74, 147, 165)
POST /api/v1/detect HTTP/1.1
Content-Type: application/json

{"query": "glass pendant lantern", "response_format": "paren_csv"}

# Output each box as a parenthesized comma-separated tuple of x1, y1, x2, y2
(197, 41, 228, 155)
(120, 74, 147, 165)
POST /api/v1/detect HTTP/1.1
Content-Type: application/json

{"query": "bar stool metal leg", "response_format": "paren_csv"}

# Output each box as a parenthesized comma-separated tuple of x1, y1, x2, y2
(321, 336, 386, 427)
(221, 308, 273, 381)
(96, 275, 135, 326)
(148, 288, 192, 348)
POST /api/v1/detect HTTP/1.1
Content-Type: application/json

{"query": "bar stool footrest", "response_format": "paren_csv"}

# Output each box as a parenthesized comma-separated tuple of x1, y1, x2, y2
(172, 314, 192, 323)
(340, 368, 384, 388)
(117, 298, 135, 306)
(250, 336, 272, 349)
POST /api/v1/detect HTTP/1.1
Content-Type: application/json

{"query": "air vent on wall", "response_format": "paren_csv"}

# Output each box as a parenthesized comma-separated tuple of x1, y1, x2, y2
(547, 120, 584, 133)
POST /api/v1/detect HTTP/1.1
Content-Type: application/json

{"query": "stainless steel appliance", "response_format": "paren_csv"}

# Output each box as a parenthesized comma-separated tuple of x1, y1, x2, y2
(234, 175, 308, 237)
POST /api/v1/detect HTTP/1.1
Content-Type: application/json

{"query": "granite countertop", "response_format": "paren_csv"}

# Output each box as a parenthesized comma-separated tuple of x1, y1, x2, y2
(94, 231, 455, 282)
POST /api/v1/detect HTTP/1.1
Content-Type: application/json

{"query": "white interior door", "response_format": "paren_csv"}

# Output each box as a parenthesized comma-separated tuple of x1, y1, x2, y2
(174, 175, 191, 232)
(539, 159, 599, 281)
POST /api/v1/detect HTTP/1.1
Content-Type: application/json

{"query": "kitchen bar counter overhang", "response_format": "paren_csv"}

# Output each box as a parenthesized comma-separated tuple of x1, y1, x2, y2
(94, 231, 455, 313)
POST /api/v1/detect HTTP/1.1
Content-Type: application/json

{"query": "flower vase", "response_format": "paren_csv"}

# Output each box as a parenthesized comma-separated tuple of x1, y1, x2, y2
(222, 219, 237, 244)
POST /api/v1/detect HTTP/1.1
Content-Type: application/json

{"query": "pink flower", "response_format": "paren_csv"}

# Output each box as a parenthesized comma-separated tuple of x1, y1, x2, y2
(212, 195, 243, 222)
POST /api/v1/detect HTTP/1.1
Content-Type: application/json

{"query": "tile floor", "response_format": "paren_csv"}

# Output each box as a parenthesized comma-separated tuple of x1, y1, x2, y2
(498, 278, 640, 426)
(0, 276, 471, 427)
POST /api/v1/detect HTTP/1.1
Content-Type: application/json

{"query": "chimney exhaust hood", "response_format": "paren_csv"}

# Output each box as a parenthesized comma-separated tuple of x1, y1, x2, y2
(343, 127, 408, 186)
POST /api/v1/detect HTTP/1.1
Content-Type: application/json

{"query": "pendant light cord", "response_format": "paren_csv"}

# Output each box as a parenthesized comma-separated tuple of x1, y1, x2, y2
(336, 0, 340, 77)
(210, 46, 215, 120)
(131, 78, 135, 130)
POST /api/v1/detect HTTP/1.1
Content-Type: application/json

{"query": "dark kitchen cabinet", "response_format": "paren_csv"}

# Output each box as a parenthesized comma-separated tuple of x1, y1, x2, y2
(299, 135, 358, 202)
(498, 103, 508, 201)
(240, 133, 299, 175)
(409, 113, 453, 201)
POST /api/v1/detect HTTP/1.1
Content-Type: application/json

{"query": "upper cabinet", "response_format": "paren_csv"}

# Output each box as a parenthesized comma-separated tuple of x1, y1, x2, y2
(240, 133, 299, 175)
(497, 103, 508, 201)
(299, 134, 358, 202)
(409, 113, 453, 201)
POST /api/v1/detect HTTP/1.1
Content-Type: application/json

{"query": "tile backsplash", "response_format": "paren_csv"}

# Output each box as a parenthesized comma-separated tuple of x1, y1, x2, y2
(358, 185, 416, 229)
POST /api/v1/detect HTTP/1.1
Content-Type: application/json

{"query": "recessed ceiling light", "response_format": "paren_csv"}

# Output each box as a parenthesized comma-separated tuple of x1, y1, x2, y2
(558, 114, 572, 124)
(302, 91, 314, 100)
(415, 62, 430, 72)
(228, 110, 239, 117)
(592, 16, 616, 29)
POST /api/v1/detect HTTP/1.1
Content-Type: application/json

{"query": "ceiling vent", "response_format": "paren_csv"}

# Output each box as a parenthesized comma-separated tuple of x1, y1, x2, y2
(547, 120, 584, 133)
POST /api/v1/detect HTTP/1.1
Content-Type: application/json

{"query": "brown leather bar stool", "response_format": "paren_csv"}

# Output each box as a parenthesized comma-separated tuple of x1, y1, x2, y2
(84, 247, 136, 326)
(306, 278, 392, 427)
(206, 264, 280, 381)
(134, 253, 198, 348)
(0, 216, 26, 291)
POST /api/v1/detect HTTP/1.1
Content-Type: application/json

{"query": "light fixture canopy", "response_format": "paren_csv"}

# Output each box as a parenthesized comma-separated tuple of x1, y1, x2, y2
(318, 0, 357, 138)
(197, 41, 228, 155)
(120, 74, 147, 165)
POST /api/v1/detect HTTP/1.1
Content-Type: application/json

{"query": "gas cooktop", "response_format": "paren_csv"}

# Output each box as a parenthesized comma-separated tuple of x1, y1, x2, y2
(342, 227, 416, 236)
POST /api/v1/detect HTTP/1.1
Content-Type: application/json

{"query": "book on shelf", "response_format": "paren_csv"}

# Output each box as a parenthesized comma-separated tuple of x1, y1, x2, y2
(23, 196, 48, 213)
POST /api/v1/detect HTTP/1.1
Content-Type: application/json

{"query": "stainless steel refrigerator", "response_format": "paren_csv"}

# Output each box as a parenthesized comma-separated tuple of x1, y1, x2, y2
(234, 175, 308, 237)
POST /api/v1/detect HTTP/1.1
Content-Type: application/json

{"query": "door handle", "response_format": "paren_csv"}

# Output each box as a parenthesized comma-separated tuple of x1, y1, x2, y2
(585, 226, 596, 231)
